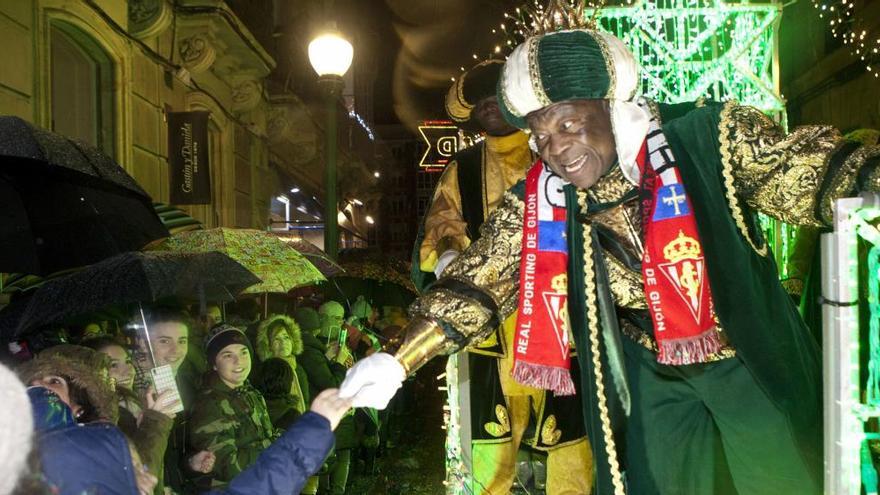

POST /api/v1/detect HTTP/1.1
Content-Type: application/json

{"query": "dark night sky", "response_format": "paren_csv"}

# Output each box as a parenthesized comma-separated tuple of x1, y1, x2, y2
(350, 0, 513, 128)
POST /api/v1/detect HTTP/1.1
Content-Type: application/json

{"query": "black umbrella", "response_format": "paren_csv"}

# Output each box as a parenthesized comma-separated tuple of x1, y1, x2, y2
(2, 251, 260, 339)
(0, 116, 169, 275)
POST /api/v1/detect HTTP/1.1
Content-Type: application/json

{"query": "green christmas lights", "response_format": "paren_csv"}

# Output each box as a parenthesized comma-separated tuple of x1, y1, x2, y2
(823, 199, 880, 495)
(441, 355, 473, 494)
(586, 0, 784, 114)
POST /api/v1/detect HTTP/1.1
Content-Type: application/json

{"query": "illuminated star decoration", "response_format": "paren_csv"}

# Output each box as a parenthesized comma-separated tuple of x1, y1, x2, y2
(485, 1, 783, 116)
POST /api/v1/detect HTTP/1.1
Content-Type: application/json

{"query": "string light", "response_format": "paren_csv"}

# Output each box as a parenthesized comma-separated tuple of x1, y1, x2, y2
(348, 110, 375, 141)
(811, 0, 880, 78)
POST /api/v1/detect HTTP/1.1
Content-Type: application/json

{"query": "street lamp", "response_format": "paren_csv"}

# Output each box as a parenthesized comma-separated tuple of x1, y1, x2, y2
(309, 30, 353, 260)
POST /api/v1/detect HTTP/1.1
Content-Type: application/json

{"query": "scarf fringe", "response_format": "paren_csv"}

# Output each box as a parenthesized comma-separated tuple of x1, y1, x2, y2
(513, 361, 576, 396)
(656, 328, 724, 366)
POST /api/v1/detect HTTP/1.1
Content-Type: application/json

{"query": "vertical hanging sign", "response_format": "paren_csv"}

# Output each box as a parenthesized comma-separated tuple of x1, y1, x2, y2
(168, 111, 211, 204)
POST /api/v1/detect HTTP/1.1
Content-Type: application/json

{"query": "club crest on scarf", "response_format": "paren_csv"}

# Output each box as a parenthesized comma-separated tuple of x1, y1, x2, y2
(543, 274, 570, 361)
(639, 100, 721, 365)
(658, 231, 706, 323)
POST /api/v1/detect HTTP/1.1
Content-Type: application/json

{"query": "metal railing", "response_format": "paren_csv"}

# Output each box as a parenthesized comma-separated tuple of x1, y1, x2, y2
(823, 193, 880, 495)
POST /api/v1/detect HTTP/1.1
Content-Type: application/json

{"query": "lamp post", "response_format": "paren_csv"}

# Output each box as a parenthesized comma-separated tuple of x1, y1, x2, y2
(309, 30, 352, 260)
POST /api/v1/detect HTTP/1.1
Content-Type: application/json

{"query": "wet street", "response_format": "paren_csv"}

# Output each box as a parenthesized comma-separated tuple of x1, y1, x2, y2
(347, 358, 448, 495)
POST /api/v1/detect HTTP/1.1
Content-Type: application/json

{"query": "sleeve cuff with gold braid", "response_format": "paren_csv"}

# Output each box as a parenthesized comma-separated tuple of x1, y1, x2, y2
(393, 316, 454, 375)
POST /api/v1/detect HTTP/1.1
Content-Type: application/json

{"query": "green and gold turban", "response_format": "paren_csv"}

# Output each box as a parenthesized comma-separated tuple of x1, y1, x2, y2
(498, 29, 650, 184)
(445, 59, 505, 125)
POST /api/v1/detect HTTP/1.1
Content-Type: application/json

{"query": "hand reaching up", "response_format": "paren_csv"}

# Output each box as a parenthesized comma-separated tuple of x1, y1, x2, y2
(309, 389, 353, 430)
(338, 352, 405, 409)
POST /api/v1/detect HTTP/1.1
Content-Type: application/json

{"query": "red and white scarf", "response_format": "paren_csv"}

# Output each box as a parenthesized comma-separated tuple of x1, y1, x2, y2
(513, 162, 575, 395)
(513, 110, 721, 394)
(638, 115, 722, 366)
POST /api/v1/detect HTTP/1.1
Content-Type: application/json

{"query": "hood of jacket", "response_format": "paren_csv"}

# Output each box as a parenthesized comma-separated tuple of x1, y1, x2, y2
(18, 344, 119, 424)
(255, 315, 304, 362)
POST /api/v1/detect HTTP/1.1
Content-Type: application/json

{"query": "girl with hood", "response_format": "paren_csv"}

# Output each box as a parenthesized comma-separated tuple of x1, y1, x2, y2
(18, 345, 159, 495)
(18, 344, 119, 425)
(254, 315, 310, 415)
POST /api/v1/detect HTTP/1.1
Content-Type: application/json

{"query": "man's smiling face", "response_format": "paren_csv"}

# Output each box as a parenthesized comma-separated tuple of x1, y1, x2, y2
(527, 99, 617, 189)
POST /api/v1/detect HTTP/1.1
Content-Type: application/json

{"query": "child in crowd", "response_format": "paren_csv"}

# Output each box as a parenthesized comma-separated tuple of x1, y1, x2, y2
(188, 324, 276, 490)
(12, 355, 351, 494)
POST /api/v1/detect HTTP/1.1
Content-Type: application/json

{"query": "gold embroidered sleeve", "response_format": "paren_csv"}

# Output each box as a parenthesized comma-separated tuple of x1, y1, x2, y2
(419, 162, 472, 272)
(409, 191, 524, 349)
(721, 102, 880, 226)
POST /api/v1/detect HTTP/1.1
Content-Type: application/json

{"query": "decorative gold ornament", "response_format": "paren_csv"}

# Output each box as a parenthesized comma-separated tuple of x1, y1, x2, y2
(524, 0, 605, 36)
(540, 414, 562, 446)
(484, 404, 512, 437)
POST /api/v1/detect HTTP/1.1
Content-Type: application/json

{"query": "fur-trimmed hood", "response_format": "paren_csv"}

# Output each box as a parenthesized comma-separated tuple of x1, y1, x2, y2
(17, 344, 119, 424)
(255, 315, 304, 362)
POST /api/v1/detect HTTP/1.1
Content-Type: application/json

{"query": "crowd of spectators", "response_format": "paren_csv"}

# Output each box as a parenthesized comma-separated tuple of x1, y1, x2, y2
(0, 293, 405, 495)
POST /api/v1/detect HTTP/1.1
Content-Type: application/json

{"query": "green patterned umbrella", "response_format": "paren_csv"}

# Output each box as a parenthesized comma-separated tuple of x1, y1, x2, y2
(150, 228, 326, 294)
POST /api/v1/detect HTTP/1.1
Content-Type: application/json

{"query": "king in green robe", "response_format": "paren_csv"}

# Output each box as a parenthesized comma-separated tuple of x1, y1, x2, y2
(339, 11, 880, 495)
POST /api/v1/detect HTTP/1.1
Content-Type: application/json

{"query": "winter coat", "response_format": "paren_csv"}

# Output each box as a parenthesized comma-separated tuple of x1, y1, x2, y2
(297, 331, 356, 449)
(161, 361, 202, 495)
(39, 423, 140, 495)
(188, 373, 279, 488)
(207, 412, 334, 495)
(18, 344, 118, 423)
(28, 386, 75, 432)
(299, 331, 345, 394)
(264, 393, 302, 430)
(116, 391, 173, 483)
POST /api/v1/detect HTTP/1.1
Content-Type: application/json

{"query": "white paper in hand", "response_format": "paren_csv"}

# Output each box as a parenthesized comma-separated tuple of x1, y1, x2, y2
(338, 352, 405, 410)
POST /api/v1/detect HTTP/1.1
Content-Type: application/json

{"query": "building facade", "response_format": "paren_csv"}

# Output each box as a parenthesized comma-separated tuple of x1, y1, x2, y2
(0, 0, 381, 249)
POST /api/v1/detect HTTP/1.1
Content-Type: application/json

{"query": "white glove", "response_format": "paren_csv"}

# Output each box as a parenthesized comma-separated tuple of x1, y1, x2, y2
(434, 249, 459, 278)
(338, 352, 405, 409)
